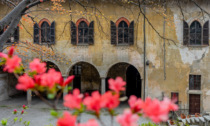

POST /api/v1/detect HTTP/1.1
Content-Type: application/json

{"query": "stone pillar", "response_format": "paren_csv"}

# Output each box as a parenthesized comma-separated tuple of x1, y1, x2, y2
(27, 90, 32, 106)
(101, 77, 106, 94)
(63, 76, 68, 100)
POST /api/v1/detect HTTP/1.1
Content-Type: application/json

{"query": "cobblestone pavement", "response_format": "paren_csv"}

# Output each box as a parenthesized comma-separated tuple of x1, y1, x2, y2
(0, 95, 150, 126)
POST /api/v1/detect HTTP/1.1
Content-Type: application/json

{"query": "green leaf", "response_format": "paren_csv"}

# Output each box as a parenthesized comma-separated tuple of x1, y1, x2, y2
(1, 119, 7, 126)
(14, 117, 18, 123)
(19, 117, 22, 122)
(67, 86, 72, 91)
(47, 93, 55, 99)
(50, 110, 58, 117)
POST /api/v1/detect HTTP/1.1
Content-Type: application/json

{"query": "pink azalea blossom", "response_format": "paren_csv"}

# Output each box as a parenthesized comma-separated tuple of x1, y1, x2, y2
(60, 75, 75, 87)
(64, 88, 83, 109)
(128, 95, 144, 113)
(3, 55, 21, 73)
(78, 119, 99, 126)
(8, 46, 14, 57)
(108, 77, 126, 93)
(83, 91, 102, 115)
(0, 53, 8, 59)
(57, 111, 77, 126)
(29, 58, 46, 74)
(116, 109, 139, 126)
(16, 74, 35, 91)
(141, 97, 178, 123)
(101, 91, 120, 110)
(40, 69, 62, 89)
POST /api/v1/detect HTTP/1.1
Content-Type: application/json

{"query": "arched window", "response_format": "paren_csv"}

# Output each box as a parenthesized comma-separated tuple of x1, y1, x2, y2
(41, 21, 51, 43)
(78, 21, 89, 44)
(34, 19, 55, 44)
(118, 21, 129, 44)
(190, 21, 202, 45)
(71, 18, 94, 45)
(183, 20, 209, 46)
(111, 17, 134, 45)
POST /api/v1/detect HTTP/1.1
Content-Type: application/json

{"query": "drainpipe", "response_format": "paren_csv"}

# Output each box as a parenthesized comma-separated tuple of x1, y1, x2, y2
(143, 5, 146, 100)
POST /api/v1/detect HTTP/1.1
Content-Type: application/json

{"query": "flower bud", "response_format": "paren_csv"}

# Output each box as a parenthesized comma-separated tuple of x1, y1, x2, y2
(13, 109, 17, 114)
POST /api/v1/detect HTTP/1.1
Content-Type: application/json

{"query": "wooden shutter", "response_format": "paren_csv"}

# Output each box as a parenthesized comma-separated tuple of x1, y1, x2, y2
(14, 26, 19, 43)
(111, 21, 116, 45)
(71, 21, 77, 45)
(129, 21, 134, 45)
(89, 21, 94, 45)
(50, 21, 55, 44)
(203, 21, 209, 45)
(34, 23, 39, 44)
(183, 21, 189, 45)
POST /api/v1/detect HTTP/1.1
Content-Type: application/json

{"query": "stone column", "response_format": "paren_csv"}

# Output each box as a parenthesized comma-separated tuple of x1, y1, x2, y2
(27, 90, 32, 106)
(62, 76, 68, 100)
(101, 77, 106, 94)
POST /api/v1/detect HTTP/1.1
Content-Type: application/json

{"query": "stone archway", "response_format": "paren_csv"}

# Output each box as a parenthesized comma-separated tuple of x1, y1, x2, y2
(107, 62, 141, 98)
(69, 62, 101, 94)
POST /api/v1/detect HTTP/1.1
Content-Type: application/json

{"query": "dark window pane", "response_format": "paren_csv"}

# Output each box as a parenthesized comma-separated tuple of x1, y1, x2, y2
(78, 21, 88, 44)
(41, 21, 50, 43)
(118, 21, 129, 44)
(189, 75, 201, 90)
(190, 21, 202, 45)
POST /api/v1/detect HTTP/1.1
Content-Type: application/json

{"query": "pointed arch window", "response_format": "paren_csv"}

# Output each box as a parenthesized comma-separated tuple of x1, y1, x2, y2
(111, 17, 134, 45)
(183, 20, 209, 46)
(34, 19, 55, 44)
(71, 18, 94, 45)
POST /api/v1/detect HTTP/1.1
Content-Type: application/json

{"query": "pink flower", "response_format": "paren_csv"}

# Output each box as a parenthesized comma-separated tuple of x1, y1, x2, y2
(83, 91, 102, 115)
(57, 111, 76, 126)
(141, 97, 178, 123)
(29, 58, 46, 74)
(60, 75, 75, 87)
(21, 110, 24, 114)
(64, 89, 83, 109)
(101, 91, 119, 110)
(108, 77, 126, 93)
(3, 55, 21, 73)
(78, 119, 99, 126)
(116, 109, 139, 126)
(22, 105, 26, 109)
(8, 46, 14, 57)
(13, 109, 17, 114)
(40, 69, 62, 89)
(0, 53, 8, 59)
(128, 95, 143, 113)
(16, 74, 35, 91)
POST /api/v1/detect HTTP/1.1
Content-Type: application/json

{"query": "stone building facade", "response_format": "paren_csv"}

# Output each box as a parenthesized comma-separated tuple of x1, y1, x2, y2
(0, 1, 210, 115)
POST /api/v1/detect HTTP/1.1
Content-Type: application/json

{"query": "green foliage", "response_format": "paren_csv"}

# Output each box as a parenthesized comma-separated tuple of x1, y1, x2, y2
(47, 93, 55, 99)
(19, 117, 22, 122)
(141, 122, 158, 126)
(23, 121, 30, 126)
(13, 117, 18, 123)
(50, 110, 59, 117)
(1, 118, 7, 126)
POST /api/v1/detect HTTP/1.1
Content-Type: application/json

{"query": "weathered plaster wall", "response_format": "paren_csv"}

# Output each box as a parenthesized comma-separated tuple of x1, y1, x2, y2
(0, 1, 210, 113)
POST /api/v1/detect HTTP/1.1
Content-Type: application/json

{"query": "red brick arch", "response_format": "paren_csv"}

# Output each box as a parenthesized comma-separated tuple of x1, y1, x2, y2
(38, 18, 51, 27)
(76, 18, 90, 27)
(116, 17, 130, 27)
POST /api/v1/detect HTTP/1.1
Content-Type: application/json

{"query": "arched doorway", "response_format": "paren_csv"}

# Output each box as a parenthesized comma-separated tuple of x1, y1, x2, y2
(126, 65, 141, 98)
(69, 62, 101, 95)
(45, 61, 60, 71)
(107, 63, 141, 98)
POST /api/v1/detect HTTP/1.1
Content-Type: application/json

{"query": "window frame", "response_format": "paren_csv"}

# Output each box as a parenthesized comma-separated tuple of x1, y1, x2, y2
(189, 75, 201, 90)
(183, 20, 209, 46)
(116, 17, 130, 45)
(38, 18, 51, 45)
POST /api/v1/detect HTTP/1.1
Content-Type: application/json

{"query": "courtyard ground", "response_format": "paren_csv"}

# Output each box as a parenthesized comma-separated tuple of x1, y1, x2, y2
(0, 95, 150, 126)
